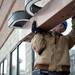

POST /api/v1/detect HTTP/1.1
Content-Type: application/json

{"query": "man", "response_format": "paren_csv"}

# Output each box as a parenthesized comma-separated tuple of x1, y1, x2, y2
(31, 17, 75, 75)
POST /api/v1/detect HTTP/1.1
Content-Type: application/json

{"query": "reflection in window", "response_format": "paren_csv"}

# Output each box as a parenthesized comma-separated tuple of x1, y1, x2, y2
(19, 42, 25, 75)
(1, 63, 3, 75)
(11, 49, 17, 75)
(4, 59, 7, 75)
(10, 42, 32, 75)
(25, 42, 32, 75)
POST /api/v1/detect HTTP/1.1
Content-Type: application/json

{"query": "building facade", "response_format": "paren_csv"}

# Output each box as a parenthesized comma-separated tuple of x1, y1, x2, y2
(0, 0, 75, 75)
(0, 0, 32, 75)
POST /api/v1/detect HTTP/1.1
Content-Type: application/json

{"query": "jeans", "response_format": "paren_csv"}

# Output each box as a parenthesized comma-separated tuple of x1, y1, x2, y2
(32, 69, 69, 75)
(32, 69, 48, 75)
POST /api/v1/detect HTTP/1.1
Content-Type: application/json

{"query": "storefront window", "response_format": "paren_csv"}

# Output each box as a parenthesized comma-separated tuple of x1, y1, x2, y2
(0, 59, 7, 75)
(11, 49, 17, 75)
(70, 46, 75, 75)
(10, 42, 32, 75)
(1, 63, 3, 75)
(4, 59, 7, 75)
(19, 42, 26, 75)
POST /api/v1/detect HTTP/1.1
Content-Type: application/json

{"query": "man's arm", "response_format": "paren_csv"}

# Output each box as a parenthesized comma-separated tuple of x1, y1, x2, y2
(31, 33, 46, 55)
(66, 16, 75, 49)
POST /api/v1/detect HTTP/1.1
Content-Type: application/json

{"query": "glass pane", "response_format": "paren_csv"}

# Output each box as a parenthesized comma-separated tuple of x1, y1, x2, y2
(4, 59, 7, 75)
(12, 49, 17, 75)
(70, 46, 75, 75)
(25, 42, 32, 75)
(19, 42, 26, 75)
(1, 63, 3, 75)
(0, 63, 1, 75)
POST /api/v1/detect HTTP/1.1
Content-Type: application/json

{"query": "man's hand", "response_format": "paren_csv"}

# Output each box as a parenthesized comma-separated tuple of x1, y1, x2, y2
(72, 16, 75, 28)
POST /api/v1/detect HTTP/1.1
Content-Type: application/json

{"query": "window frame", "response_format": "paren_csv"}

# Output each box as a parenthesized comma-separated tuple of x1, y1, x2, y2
(0, 58, 7, 75)
(10, 47, 19, 75)
(10, 42, 26, 75)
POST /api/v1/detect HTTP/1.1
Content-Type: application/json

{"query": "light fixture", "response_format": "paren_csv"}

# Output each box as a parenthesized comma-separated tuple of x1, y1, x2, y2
(8, 0, 41, 28)
(8, 0, 50, 28)
(8, 10, 32, 28)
